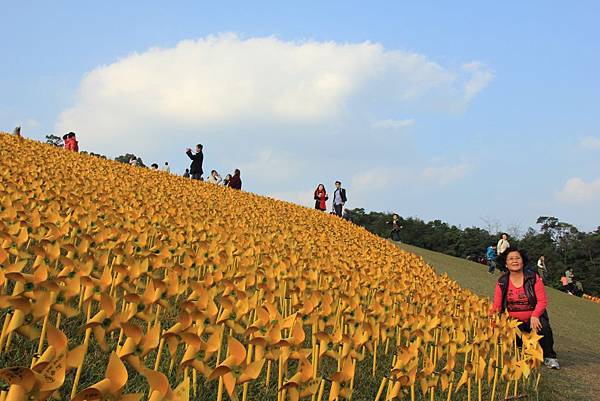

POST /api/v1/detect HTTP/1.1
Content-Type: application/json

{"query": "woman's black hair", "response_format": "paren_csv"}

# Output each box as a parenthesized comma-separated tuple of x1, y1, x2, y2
(496, 246, 529, 270)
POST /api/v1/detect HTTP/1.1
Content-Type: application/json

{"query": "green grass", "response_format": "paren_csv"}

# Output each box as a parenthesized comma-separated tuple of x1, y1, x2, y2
(398, 243, 600, 401)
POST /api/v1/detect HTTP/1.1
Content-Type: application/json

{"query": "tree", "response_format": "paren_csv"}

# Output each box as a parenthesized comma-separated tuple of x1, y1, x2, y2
(45, 134, 63, 147)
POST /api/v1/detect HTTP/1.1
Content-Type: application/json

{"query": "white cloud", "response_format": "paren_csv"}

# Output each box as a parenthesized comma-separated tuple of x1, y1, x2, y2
(55, 34, 493, 157)
(579, 136, 600, 150)
(420, 163, 473, 186)
(267, 188, 315, 208)
(350, 162, 472, 192)
(238, 149, 304, 185)
(372, 118, 415, 130)
(461, 61, 495, 101)
(556, 177, 600, 203)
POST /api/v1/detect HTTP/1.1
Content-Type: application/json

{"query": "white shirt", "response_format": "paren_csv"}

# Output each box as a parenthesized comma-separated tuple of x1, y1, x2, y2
(497, 239, 510, 255)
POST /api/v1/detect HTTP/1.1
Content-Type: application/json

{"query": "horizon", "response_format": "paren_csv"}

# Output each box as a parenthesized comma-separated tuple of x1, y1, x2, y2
(2, 1, 599, 232)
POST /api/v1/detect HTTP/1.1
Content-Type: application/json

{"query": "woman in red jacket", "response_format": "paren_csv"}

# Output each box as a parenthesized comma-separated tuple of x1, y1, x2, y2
(313, 184, 328, 211)
(492, 247, 560, 369)
(64, 132, 79, 152)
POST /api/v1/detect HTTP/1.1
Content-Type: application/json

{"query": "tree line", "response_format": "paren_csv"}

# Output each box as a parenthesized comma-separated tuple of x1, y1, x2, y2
(345, 209, 600, 297)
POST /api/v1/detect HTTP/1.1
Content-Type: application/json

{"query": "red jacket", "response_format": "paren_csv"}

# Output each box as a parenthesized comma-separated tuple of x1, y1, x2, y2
(64, 138, 79, 152)
(314, 189, 328, 210)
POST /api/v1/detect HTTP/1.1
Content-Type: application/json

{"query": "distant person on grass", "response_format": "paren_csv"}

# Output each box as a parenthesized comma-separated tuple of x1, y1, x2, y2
(492, 247, 560, 369)
(388, 214, 403, 242)
(223, 174, 231, 186)
(314, 184, 328, 211)
(150, 163, 159, 170)
(332, 181, 347, 217)
(186, 144, 204, 180)
(537, 256, 548, 283)
(486, 245, 497, 274)
(228, 169, 242, 190)
(161, 162, 170, 173)
(565, 268, 575, 294)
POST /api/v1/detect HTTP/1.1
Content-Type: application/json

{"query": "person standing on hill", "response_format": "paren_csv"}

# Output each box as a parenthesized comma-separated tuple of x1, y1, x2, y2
(497, 233, 510, 263)
(387, 214, 403, 242)
(314, 184, 328, 211)
(186, 144, 204, 180)
(183, 168, 190, 178)
(486, 245, 497, 274)
(332, 181, 347, 217)
(228, 169, 242, 190)
(565, 268, 575, 294)
(537, 256, 548, 283)
(161, 162, 170, 173)
(65, 132, 79, 152)
(492, 247, 560, 369)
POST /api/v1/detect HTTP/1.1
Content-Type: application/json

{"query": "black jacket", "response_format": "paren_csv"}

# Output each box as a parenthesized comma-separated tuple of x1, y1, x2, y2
(498, 270, 548, 318)
(333, 188, 347, 204)
(186, 150, 204, 175)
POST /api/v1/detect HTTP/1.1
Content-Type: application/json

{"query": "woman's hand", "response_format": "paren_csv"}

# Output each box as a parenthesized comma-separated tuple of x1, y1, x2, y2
(530, 316, 542, 332)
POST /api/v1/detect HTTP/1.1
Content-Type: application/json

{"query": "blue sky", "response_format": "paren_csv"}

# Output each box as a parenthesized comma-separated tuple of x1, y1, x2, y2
(2, 1, 599, 233)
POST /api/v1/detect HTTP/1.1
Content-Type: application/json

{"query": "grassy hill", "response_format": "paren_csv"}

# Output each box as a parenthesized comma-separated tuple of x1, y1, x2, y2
(398, 243, 600, 401)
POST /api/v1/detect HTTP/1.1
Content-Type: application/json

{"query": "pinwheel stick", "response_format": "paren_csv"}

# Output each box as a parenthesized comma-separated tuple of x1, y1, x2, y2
(266, 360, 272, 388)
(277, 355, 284, 401)
(154, 338, 165, 370)
(467, 377, 471, 401)
(71, 301, 93, 398)
(316, 379, 325, 401)
(32, 313, 51, 366)
(446, 381, 454, 401)
(0, 311, 11, 352)
(374, 377, 387, 401)
(490, 366, 499, 401)
(216, 377, 224, 401)
(372, 339, 378, 377)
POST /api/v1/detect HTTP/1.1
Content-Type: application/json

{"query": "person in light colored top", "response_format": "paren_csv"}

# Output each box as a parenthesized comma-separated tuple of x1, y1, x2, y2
(161, 162, 170, 173)
(537, 256, 547, 282)
(207, 170, 222, 184)
(497, 233, 510, 256)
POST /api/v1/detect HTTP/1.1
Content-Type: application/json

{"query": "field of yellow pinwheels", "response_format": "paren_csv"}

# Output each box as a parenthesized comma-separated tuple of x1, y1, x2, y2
(1, 132, 543, 401)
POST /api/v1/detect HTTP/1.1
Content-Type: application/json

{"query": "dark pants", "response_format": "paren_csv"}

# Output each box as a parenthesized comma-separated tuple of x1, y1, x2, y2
(334, 203, 343, 216)
(390, 229, 401, 242)
(191, 173, 203, 180)
(487, 260, 496, 273)
(517, 314, 557, 359)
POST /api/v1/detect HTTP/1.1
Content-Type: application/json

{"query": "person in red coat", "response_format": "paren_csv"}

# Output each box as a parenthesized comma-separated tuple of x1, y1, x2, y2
(228, 169, 242, 190)
(313, 184, 328, 211)
(64, 132, 79, 152)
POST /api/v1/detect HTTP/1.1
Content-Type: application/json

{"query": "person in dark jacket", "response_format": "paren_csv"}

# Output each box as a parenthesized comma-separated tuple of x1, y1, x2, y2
(314, 184, 328, 211)
(387, 213, 403, 241)
(492, 247, 560, 369)
(332, 181, 347, 216)
(186, 144, 204, 180)
(228, 169, 242, 190)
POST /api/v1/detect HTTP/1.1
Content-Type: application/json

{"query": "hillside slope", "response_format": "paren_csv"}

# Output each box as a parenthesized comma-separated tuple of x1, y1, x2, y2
(398, 243, 600, 401)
